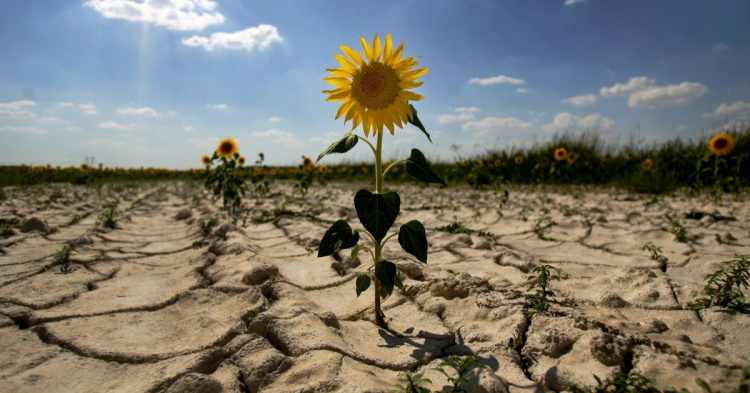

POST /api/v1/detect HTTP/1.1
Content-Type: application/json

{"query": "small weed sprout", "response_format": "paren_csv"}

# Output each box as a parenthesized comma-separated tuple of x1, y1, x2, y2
(92, 252, 108, 262)
(433, 356, 487, 393)
(198, 217, 219, 238)
(525, 264, 562, 312)
(642, 241, 669, 272)
(97, 206, 118, 229)
(390, 371, 432, 393)
(69, 214, 82, 225)
(688, 254, 749, 311)
(55, 245, 76, 274)
(508, 328, 524, 350)
(664, 212, 688, 243)
(533, 217, 555, 241)
(563, 371, 660, 393)
(1, 222, 14, 238)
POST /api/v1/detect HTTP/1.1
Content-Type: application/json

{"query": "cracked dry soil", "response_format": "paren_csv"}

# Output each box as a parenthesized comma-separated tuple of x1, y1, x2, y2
(1, 181, 749, 392)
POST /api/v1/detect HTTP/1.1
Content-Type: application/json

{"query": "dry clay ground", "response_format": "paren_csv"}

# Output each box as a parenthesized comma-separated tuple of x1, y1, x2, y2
(0, 180, 749, 393)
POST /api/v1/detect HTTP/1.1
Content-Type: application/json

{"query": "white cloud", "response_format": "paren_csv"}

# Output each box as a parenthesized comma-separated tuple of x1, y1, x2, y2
(37, 117, 67, 123)
(462, 116, 533, 137)
(167, 110, 177, 116)
(251, 128, 302, 146)
(628, 82, 707, 109)
(83, 136, 145, 150)
(565, 0, 588, 5)
(67, 126, 83, 132)
(269, 116, 281, 122)
(80, 103, 98, 115)
(438, 107, 480, 123)
(562, 94, 597, 106)
(542, 112, 615, 132)
(117, 107, 158, 116)
(182, 24, 282, 51)
(516, 88, 528, 94)
(714, 43, 729, 52)
(183, 125, 195, 132)
(0, 100, 37, 119)
(98, 121, 130, 130)
(83, 0, 225, 31)
(58, 102, 74, 107)
(600, 76, 656, 97)
(601, 77, 708, 109)
(186, 136, 218, 148)
(0, 125, 46, 134)
(468, 75, 525, 86)
(703, 101, 750, 118)
(207, 103, 228, 109)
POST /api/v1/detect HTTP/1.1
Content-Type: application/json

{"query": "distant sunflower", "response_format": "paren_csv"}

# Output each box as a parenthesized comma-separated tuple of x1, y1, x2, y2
(201, 154, 211, 167)
(642, 158, 653, 171)
(323, 33, 428, 137)
(514, 156, 523, 164)
(625, 151, 634, 161)
(602, 153, 611, 163)
(475, 159, 484, 168)
(318, 165, 330, 174)
(237, 156, 246, 166)
(708, 133, 735, 155)
(79, 163, 89, 172)
(494, 159, 501, 167)
(302, 156, 314, 170)
(554, 147, 568, 161)
(461, 159, 470, 167)
(216, 137, 238, 159)
(567, 152, 579, 164)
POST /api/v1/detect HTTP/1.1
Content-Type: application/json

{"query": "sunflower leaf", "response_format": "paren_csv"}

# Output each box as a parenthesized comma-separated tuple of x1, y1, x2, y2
(408, 104, 431, 143)
(398, 220, 428, 263)
(375, 260, 397, 295)
(405, 149, 447, 187)
(318, 220, 360, 258)
(355, 274, 371, 297)
(316, 132, 359, 163)
(354, 190, 400, 244)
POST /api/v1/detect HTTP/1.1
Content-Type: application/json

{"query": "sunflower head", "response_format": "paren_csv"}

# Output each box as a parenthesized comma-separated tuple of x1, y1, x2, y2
(494, 159, 501, 167)
(461, 159, 469, 167)
(216, 137, 238, 159)
(708, 133, 735, 155)
(625, 151, 634, 161)
(201, 154, 212, 167)
(237, 156, 246, 166)
(514, 156, 523, 164)
(602, 153, 611, 163)
(567, 152, 579, 164)
(554, 147, 568, 161)
(79, 163, 89, 172)
(475, 159, 484, 168)
(323, 34, 428, 137)
(302, 156, 314, 170)
(318, 165, 329, 174)
(642, 158, 653, 171)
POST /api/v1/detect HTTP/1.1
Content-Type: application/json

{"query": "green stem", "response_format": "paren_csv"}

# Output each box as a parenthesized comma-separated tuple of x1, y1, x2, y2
(382, 158, 408, 179)
(373, 130, 385, 326)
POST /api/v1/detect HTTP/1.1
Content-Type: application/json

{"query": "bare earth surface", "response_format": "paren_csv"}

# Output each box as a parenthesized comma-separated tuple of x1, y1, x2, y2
(1, 180, 749, 392)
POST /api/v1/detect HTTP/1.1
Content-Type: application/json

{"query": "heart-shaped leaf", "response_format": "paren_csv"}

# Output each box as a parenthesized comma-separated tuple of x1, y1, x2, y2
(408, 104, 431, 143)
(398, 220, 428, 263)
(405, 148, 447, 187)
(355, 274, 371, 297)
(354, 190, 400, 244)
(375, 260, 397, 295)
(317, 220, 360, 258)
(316, 132, 358, 163)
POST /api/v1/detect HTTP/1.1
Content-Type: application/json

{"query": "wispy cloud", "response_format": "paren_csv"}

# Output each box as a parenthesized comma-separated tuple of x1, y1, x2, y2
(562, 94, 597, 106)
(98, 121, 130, 130)
(58, 102, 74, 107)
(66, 126, 83, 132)
(80, 103, 98, 115)
(468, 75, 525, 86)
(703, 100, 750, 118)
(83, 0, 225, 31)
(438, 107, 479, 123)
(37, 116, 67, 123)
(251, 129, 302, 146)
(462, 116, 532, 137)
(0, 100, 36, 119)
(83, 136, 145, 150)
(117, 107, 158, 116)
(207, 103, 228, 109)
(565, 0, 588, 5)
(542, 112, 615, 132)
(183, 25, 282, 51)
(186, 136, 219, 148)
(0, 125, 46, 134)
(714, 43, 729, 52)
(269, 116, 281, 122)
(601, 76, 707, 109)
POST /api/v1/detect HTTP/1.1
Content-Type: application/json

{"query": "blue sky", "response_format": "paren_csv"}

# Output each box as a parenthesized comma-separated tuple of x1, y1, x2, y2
(1, 0, 749, 169)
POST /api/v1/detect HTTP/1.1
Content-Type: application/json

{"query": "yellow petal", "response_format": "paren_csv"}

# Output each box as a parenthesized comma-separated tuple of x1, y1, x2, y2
(372, 34, 381, 62)
(323, 77, 351, 87)
(399, 80, 423, 89)
(340, 45, 363, 66)
(327, 68, 352, 78)
(401, 91, 424, 101)
(324, 88, 351, 101)
(383, 34, 393, 64)
(335, 53, 357, 72)
(335, 99, 355, 119)
(390, 42, 404, 64)
(360, 36, 373, 63)
(345, 101, 360, 123)
(401, 68, 429, 81)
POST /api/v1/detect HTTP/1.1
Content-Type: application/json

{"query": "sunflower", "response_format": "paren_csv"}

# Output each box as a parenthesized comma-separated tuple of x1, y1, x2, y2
(642, 158, 653, 171)
(494, 159, 501, 167)
(514, 156, 523, 164)
(237, 156, 246, 166)
(602, 153, 611, 163)
(475, 159, 484, 168)
(625, 151, 634, 161)
(554, 147, 568, 161)
(216, 137, 238, 159)
(79, 163, 89, 172)
(461, 159, 470, 167)
(302, 156, 314, 170)
(201, 154, 211, 167)
(318, 165, 330, 174)
(708, 133, 735, 155)
(323, 34, 428, 137)
(567, 152, 579, 164)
